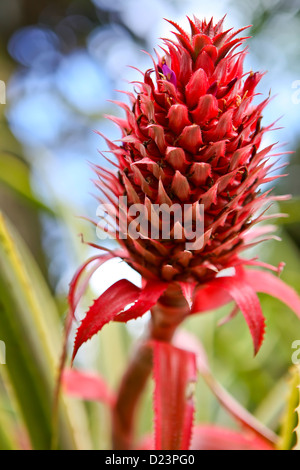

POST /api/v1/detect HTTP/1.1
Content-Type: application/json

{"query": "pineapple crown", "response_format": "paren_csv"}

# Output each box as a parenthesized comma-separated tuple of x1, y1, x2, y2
(93, 15, 285, 284)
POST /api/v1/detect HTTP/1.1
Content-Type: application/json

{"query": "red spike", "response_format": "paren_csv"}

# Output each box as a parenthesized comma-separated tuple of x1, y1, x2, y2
(187, 15, 199, 36)
(164, 18, 191, 42)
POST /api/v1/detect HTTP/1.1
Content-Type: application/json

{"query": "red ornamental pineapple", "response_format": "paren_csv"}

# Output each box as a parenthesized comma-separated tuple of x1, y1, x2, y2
(66, 15, 300, 450)
(98, 18, 274, 285)
(70, 15, 300, 358)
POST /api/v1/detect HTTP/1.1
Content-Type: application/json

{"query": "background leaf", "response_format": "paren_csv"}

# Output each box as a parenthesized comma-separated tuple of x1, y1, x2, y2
(0, 151, 54, 214)
(294, 366, 300, 450)
(0, 212, 92, 449)
(278, 365, 300, 450)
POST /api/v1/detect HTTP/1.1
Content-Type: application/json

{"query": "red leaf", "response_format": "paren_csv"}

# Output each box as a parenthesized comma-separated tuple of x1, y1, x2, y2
(173, 329, 209, 375)
(62, 368, 115, 406)
(72, 280, 169, 362)
(190, 425, 274, 450)
(173, 329, 278, 446)
(215, 276, 266, 355)
(242, 269, 300, 319)
(138, 426, 274, 451)
(54, 250, 126, 415)
(136, 434, 154, 450)
(72, 280, 141, 362)
(192, 275, 266, 355)
(191, 282, 232, 314)
(115, 280, 169, 322)
(68, 251, 126, 317)
(153, 341, 197, 450)
(192, 266, 300, 354)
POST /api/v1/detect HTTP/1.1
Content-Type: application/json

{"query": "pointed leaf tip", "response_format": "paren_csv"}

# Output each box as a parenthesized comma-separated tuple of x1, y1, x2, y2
(68, 252, 125, 318)
(115, 280, 169, 323)
(72, 279, 169, 362)
(72, 279, 141, 362)
(193, 274, 266, 355)
(179, 282, 197, 309)
(216, 276, 266, 355)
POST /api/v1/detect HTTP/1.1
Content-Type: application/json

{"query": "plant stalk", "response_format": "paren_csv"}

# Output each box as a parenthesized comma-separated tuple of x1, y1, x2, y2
(111, 284, 189, 450)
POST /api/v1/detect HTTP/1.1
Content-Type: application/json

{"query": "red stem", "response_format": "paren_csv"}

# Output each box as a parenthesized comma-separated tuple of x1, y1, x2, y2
(111, 284, 189, 450)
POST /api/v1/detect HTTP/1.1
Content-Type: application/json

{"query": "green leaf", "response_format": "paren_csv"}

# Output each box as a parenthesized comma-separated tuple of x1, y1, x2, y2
(0, 151, 54, 214)
(278, 365, 300, 450)
(0, 212, 92, 449)
(0, 401, 18, 450)
(293, 366, 300, 450)
(277, 198, 300, 225)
